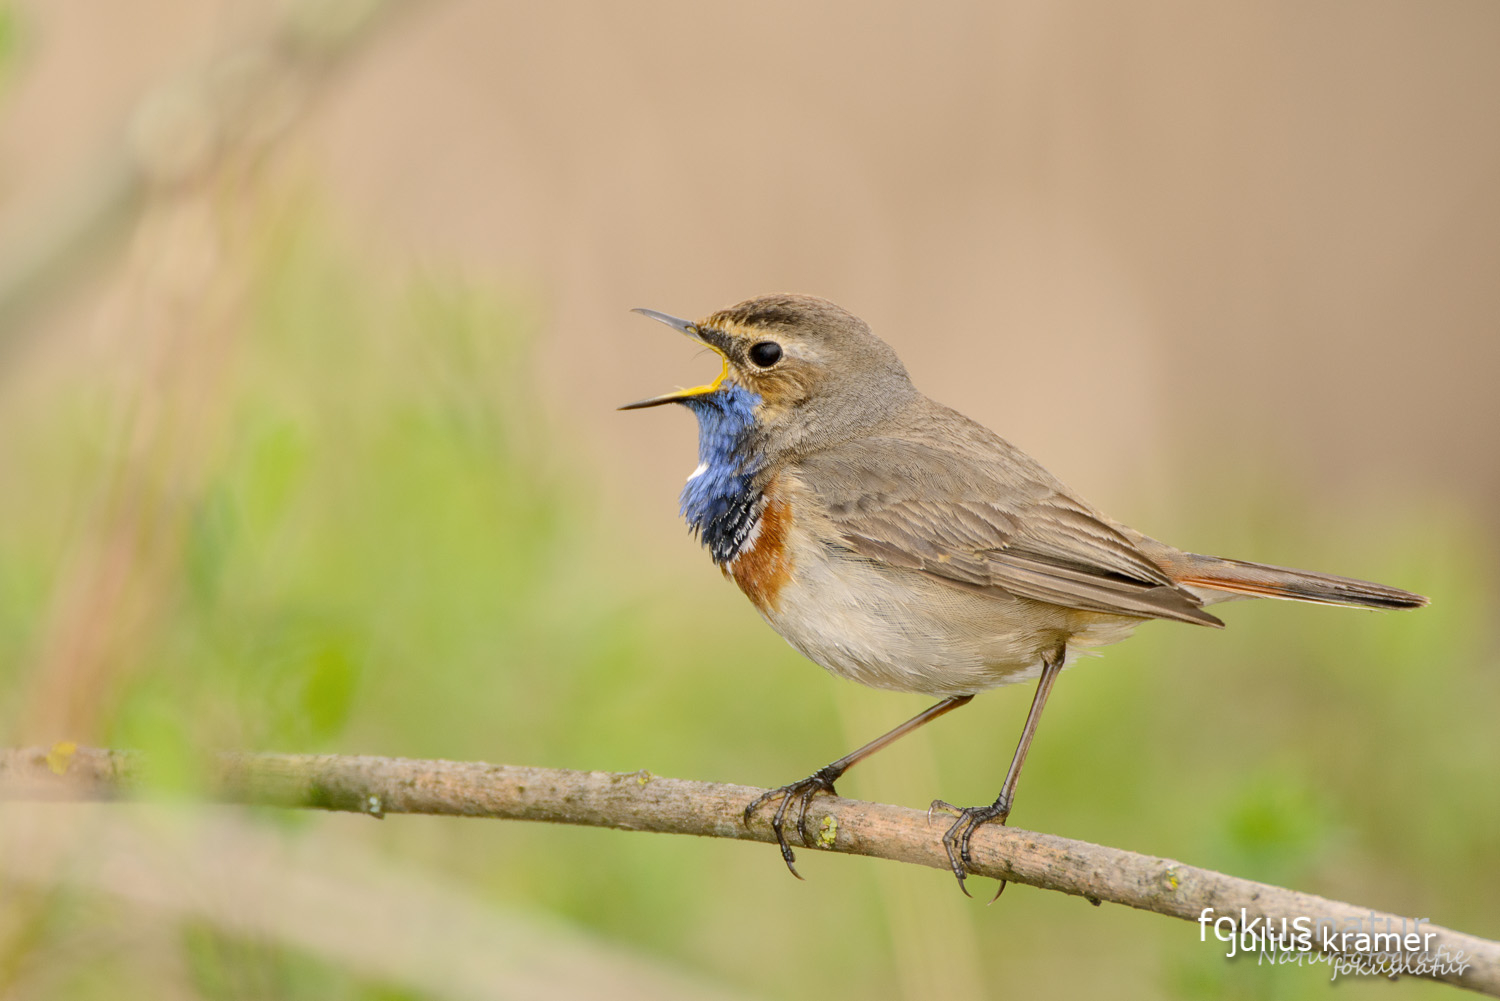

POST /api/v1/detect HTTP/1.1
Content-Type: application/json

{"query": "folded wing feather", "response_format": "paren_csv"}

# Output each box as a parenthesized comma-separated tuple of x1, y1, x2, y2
(798, 436, 1224, 628)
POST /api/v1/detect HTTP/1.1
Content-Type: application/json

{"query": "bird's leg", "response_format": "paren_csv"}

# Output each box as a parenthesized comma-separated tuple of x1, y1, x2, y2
(932, 651, 1064, 899)
(745, 694, 974, 878)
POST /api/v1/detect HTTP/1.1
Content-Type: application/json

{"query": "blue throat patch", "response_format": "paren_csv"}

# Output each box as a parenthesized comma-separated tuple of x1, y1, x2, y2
(679, 383, 765, 564)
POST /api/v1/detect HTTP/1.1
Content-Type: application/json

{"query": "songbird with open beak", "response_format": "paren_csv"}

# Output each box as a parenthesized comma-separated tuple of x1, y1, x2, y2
(623, 293, 1426, 896)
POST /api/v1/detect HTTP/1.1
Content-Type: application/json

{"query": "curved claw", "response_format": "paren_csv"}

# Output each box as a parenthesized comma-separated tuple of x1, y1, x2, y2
(743, 769, 840, 879)
(933, 798, 1012, 898)
(927, 798, 963, 824)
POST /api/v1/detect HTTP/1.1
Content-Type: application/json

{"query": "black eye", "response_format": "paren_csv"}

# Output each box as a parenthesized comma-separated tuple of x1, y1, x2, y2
(748, 341, 782, 367)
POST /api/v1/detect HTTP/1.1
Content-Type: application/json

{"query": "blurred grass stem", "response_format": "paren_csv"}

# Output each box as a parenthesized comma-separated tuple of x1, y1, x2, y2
(0, 0, 424, 355)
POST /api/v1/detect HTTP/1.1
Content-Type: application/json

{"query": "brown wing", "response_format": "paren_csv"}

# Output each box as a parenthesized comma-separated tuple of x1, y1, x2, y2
(797, 435, 1223, 627)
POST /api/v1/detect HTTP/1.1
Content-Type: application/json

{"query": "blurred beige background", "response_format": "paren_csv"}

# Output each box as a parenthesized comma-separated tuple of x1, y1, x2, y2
(4, 0, 1498, 531)
(1, 3, 1496, 1000)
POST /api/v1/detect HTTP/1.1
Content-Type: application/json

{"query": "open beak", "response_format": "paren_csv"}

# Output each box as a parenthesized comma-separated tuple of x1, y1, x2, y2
(619, 308, 731, 410)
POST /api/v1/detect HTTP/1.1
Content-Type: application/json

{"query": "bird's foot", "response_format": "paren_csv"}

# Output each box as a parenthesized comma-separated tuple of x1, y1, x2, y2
(929, 796, 1011, 900)
(743, 766, 842, 879)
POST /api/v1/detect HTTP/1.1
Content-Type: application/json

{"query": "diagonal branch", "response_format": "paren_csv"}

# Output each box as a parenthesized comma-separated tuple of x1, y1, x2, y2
(3, 745, 1496, 995)
(0, 0, 427, 355)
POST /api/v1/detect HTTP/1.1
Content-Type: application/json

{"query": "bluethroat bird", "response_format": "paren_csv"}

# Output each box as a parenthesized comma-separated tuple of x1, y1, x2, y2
(622, 294, 1427, 896)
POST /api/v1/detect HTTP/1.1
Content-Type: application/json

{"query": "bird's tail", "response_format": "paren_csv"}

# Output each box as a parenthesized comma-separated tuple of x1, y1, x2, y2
(1171, 553, 1428, 610)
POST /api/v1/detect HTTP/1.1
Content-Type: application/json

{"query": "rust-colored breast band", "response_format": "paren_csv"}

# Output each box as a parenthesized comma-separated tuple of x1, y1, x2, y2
(727, 491, 795, 613)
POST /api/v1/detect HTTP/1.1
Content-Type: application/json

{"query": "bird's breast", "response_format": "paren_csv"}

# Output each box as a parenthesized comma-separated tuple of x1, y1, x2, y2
(723, 476, 795, 613)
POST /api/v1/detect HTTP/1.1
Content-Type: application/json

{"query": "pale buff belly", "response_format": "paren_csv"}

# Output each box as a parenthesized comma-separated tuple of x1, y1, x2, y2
(754, 535, 1144, 697)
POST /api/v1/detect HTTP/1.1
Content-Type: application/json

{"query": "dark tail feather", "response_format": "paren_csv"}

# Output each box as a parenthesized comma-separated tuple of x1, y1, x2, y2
(1173, 554, 1429, 610)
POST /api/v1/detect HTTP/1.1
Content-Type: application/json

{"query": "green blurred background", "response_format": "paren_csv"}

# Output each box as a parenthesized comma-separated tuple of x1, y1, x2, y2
(0, 2, 1496, 999)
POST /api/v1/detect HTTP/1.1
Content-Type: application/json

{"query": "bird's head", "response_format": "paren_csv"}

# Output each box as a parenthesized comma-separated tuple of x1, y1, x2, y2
(620, 294, 916, 453)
